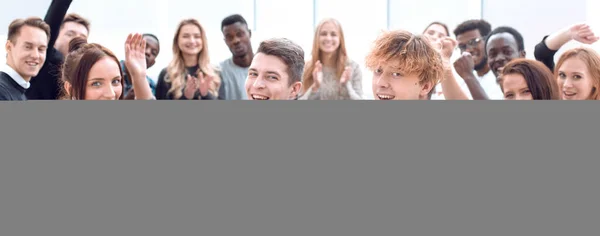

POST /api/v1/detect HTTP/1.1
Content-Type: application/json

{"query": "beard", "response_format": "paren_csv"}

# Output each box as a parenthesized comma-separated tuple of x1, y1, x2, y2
(474, 56, 488, 71)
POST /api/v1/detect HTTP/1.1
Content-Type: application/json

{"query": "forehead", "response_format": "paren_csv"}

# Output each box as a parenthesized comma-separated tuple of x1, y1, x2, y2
(180, 24, 201, 34)
(143, 36, 159, 47)
(15, 26, 48, 45)
(250, 53, 289, 75)
(560, 57, 588, 72)
(456, 29, 481, 41)
(223, 22, 248, 33)
(88, 57, 121, 78)
(487, 33, 518, 50)
(61, 22, 88, 35)
(502, 73, 527, 87)
(426, 24, 447, 35)
(320, 22, 339, 32)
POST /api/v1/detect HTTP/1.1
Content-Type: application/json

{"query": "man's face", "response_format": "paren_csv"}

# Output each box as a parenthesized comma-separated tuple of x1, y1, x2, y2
(55, 21, 89, 56)
(143, 36, 160, 69)
(223, 22, 252, 57)
(245, 53, 301, 100)
(456, 29, 487, 70)
(372, 63, 433, 100)
(486, 33, 525, 78)
(6, 26, 48, 80)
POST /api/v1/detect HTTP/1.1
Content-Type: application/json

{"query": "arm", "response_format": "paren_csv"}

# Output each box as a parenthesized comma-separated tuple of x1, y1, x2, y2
(0, 86, 12, 101)
(536, 23, 600, 71)
(44, 0, 73, 50)
(453, 52, 487, 100)
(345, 62, 363, 100)
(440, 64, 470, 100)
(217, 76, 227, 100)
(124, 34, 153, 100)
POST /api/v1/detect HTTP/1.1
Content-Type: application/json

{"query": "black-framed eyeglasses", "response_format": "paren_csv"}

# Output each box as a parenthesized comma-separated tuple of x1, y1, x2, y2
(458, 37, 484, 51)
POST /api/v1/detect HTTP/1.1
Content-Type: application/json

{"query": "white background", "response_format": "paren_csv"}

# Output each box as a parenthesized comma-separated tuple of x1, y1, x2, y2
(2, 0, 599, 98)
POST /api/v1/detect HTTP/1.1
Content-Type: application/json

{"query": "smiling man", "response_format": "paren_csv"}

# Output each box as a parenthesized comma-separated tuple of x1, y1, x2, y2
(0, 17, 50, 101)
(245, 38, 303, 100)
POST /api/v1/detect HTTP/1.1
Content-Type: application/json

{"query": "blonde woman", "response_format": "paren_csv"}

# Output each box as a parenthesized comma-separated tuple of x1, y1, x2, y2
(299, 18, 362, 100)
(156, 19, 221, 100)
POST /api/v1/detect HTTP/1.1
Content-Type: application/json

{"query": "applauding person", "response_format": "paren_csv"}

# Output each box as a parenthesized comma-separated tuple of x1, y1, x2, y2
(299, 18, 362, 100)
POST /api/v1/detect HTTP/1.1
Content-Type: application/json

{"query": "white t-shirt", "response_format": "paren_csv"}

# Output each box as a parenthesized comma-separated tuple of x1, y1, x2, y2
(431, 69, 504, 100)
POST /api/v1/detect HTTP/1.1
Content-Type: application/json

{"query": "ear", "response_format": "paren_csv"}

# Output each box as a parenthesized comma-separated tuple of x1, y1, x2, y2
(419, 81, 434, 99)
(63, 81, 72, 98)
(288, 82, 302, 100)
(248, 29, 252, 38)
(5, 40, 12, 52)
(520, 50, 526, 58)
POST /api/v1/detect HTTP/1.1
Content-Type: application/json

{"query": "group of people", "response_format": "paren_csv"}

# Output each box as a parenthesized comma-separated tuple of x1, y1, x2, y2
(1, 0, 599, 101)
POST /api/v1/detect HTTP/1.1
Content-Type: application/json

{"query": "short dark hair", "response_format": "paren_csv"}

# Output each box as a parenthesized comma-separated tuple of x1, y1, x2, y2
(485, 26, 525, 51)
(453, 19, 492, 38)
(7, 17, 50, 43)
(221, 14, 248, 31)
(257, 38, 305, 84)
(500, 59, 559, 100)
(142, 33, 160, 45)
(62, 13, 90, 32)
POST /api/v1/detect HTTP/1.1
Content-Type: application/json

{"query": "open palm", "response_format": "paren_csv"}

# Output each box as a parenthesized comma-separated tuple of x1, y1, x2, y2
(125, 33, 147, 78)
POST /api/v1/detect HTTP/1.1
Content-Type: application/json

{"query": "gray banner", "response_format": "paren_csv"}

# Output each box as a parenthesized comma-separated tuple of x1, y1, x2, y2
(1, 101, 598, 236)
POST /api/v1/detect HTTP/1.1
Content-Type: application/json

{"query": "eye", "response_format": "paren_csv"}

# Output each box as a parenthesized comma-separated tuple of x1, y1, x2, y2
(25, 45, 33, 49)
(558, 72, 566, 79)
(248, 72, 258, 77)
(267, 75, 278, 81)
(392, 72, 403, 77)
(112, 79, 121, 85)
(522, 89, 531, 94)
(505, 93, 514, 99)
(574, 75, 582, 80)
(374, 68, 383, 75)
(91, 81, 102, 87)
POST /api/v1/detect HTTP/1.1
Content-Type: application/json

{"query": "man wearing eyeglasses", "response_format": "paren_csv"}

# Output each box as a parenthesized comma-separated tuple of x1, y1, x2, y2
(452, 19, 504, 100)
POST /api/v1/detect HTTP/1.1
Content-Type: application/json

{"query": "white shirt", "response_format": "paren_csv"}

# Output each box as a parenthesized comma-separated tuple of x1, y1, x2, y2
(0, 64, 30, 89)
(431, 69, 504, 100)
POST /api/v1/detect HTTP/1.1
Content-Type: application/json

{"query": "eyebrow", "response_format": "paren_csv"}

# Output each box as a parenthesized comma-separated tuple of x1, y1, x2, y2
(89, 76, 121, 82)
(265, 71, 281, 77)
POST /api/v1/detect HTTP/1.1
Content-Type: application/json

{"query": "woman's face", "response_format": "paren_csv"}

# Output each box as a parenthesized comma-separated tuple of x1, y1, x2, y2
(502, 73, 533, 100)
(178, 24, 203, 56)
(423, 24, 448, 50)
(318, 22, 341, 54)
(557, 57, 596, 100)
(84, 57, 122, 100)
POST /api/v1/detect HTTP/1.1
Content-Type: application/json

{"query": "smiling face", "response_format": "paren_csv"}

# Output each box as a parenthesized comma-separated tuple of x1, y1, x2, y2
(501, 73, 533, 100)
(83, 57, 123, 100)
(318, 22, 341, 54)
(557, 57, 596, 100)
(486, 32, 525, 78)
(177, 24, 203, 56)
(372, 62, 433, 100)
(245, 53, 301, 100)
(223, 22, 252, 58)
(5, 25, 48, 80)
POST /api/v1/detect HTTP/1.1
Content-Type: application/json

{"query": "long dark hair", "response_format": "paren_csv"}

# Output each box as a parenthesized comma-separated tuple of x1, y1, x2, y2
(501, 59, 559, 100)
(60, 37, 124, 100)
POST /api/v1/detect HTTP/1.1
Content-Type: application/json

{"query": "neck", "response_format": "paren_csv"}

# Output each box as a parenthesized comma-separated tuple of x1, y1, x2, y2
(320, 52, 336, 67)
(476, 64, 490, 77)
(232, 51, 254, 68)
(183, 54, 198, 67)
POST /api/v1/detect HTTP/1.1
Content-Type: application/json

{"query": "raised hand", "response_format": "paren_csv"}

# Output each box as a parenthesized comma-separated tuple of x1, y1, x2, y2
(440, 36, 458, 60)
(570, 24, 600, 44)
(124, 33, 147, 78)
(453, 52, 476, 80)
(340, 66, 352, 84)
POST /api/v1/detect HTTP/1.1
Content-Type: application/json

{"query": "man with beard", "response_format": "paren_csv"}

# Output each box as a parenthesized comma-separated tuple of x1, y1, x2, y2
(218, 14, 254, 100)
(453, 19, 503, 100)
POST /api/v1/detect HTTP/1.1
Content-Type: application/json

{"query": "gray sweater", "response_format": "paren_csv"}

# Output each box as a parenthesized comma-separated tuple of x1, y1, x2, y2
(299, 60, 363, 100)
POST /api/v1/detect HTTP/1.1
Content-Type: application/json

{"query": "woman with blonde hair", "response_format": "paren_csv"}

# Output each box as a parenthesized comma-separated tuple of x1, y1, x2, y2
(555, 47, 600, 100)
(299, 18, 362, 100)
(156, 18, 221, 100)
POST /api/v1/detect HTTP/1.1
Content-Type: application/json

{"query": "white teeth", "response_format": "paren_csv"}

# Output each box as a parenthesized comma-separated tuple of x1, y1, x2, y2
(252, 95, 269, 100)
(26, 62, 38, 66)
(377, 95, 395, 100)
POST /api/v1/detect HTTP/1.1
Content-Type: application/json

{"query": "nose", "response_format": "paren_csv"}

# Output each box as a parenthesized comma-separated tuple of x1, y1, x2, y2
(102, 85, 117, 100)
(562, 78, 574, 89)
(375, 76, 390, 89)
(232, 36, 241, 45)
(252, 77, 266, 89)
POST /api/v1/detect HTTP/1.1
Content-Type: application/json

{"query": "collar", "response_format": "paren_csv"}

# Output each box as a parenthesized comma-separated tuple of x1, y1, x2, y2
(0, 64, 30, 89)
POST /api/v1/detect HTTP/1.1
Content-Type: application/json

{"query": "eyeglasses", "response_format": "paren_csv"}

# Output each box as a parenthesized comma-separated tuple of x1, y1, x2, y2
(458, 37, 484, 51)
